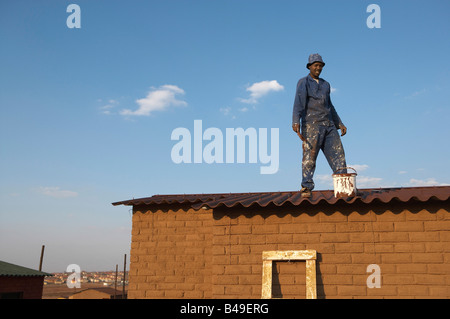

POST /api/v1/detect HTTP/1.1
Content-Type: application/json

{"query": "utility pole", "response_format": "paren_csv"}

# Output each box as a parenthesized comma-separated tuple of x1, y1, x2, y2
(39, 245, 45, 271)
(122, 254, 127, 299)
(114, 264, 118, 299)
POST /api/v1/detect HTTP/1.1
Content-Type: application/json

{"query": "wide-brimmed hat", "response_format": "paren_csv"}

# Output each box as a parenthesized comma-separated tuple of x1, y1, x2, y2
(306, 53, 325, 69)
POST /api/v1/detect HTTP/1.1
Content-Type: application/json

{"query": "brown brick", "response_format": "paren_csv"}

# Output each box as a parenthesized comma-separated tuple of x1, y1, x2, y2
(394, 221, 423, 232)
(351, 254, 380, 264)
(264, 213, 292, 224)
(429, 287, 450, 297)
(317, 264, 336, 274)
(229, 245, 250, 255)
(335, 243, 364, 253)
(396, 263, 427, 274)
(394, 243, 425, 253)
(318, 211, 347, 222)
(320, 233, 349, 243)
(238, 234, 266, 245)
(409, 231, 440, 242)
(292, 212, 320, 223)
(308, 223, 336, 233)
(266, 234, 292, 244)
(184, 290, 205, 298)
(293, 233, 321, 243)
(238, 274, 260, 285)
(441, 231, 450, 242)
(224, 265, 252, 275)
(279, 223, 308, 233)
(427, 264, 450, 274)
(365, 221, 393, 232)
(321, 254, 352, 264)
(366, 286, 397, 296)
(225, 285, 252, 296)
(364, 243, 394, 253)
(229, 225, 252, 234)
(424, 221, 450, 231)
(336, 222, 365, 232)
(237, 214, 264, 225)
(337, 285, 367, 296)
(350, 232, 377, 243)
(145, 290, 164, 298)
(397, 285, 429, 296)
(213, 275, 239, 285)
(382, 253, 411, 264)
(406, 209, 436, 221)
(379, 232, 409, 242)
(411, 253, 443, 263)
(306, 243, 334, 253)
(321, 275, 353, 285)
(414, 274, 444, 285)
(383, 274, 414, 285)
(436, 209, 450, 220)
(348, 212, 374, 222)
(336, 264, 366, 274)
(251, 224, 278, 234)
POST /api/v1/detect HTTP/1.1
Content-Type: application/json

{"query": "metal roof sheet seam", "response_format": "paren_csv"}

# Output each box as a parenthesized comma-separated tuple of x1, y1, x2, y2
(112, 186, 450, 210)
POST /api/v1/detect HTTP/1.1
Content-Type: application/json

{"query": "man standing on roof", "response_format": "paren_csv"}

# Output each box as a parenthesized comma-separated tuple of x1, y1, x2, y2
(292, 53, 348, 198)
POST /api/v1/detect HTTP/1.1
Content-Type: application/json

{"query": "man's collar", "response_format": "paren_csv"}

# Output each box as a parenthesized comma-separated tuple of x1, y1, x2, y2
(307, 74, 321, 82)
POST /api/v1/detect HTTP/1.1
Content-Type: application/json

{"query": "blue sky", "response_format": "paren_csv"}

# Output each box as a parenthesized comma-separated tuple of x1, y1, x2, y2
(1, 0, 449, 272)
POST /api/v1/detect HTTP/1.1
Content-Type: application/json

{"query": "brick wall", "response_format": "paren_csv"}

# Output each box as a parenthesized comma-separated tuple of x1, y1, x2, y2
(129, 204, 213, 299)
(129, 200, 450, 299)
(0, 276, 45, 299)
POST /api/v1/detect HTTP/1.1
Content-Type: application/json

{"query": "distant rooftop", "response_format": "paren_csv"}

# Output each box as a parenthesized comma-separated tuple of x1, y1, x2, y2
(0, 260, 53, 277)
(112, 185, 450, 210)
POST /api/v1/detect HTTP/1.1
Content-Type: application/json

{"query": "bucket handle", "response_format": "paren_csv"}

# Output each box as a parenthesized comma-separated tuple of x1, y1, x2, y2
(333, 167, 357, 175)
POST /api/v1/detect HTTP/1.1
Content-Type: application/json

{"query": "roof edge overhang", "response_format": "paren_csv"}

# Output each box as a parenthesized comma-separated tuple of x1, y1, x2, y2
(112, 186, 450, 210)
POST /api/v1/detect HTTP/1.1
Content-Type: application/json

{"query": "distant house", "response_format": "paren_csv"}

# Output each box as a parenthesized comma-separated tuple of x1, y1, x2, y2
(69, 287, 126, 299)
(0, 260, 52, 299)
(113, 186, 450, 299)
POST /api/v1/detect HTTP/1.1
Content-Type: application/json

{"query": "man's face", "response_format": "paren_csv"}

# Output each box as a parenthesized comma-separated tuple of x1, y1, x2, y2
(309, 62, 324, 79)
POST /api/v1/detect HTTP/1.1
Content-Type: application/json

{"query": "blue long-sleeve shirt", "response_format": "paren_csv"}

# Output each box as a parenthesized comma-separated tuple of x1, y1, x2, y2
(292, 74, 343, 128)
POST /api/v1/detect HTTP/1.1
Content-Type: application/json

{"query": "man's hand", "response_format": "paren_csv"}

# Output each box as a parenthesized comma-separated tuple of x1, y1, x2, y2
(339, 124, 347, 136)
(292, 123, 306, 142)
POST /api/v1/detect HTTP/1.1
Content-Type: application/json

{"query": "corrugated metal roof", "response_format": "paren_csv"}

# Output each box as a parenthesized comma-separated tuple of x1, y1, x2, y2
(0, 261, 53, 277)
(112, 186, 450, 210)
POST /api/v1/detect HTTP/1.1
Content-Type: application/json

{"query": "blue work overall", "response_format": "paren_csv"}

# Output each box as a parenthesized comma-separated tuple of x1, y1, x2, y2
(292, 74, 347, 191)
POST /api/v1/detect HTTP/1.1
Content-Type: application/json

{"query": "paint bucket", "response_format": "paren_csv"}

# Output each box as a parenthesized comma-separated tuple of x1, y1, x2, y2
(332, 167, 357, 198)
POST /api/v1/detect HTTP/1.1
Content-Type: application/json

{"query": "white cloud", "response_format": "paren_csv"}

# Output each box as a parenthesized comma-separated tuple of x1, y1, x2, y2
(407, 178, 449, 187)
(37, 187, 78, 198)
(220, 106, 236, 119)
(405, 88, 428, 99)
(348, 164, 369, 172)
(239, 80, 284, 104)
(220, 106, 231, 116)
(99, 99, 118, 115)
(331, 87, 337, 93)
(120, 85, 187, 116)
(316, 174, 333, 186)
(357, 176, 383, 188)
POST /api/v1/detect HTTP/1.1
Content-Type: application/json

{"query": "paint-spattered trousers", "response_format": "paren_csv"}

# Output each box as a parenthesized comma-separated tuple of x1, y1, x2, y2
(301, 123, 346, 190)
